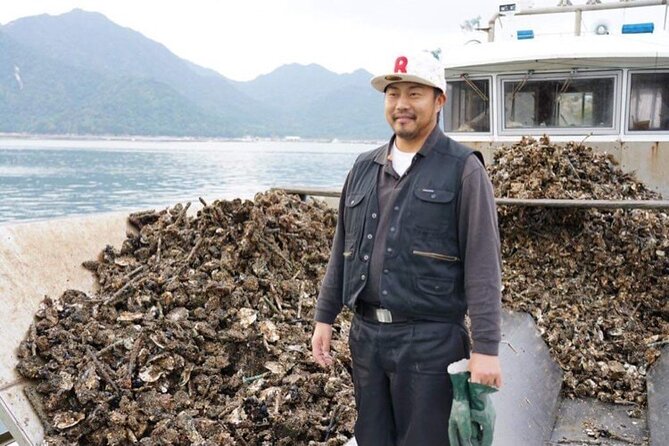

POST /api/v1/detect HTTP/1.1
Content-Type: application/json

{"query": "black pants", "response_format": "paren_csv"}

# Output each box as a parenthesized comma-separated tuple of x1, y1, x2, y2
(348, 314, 469, 446)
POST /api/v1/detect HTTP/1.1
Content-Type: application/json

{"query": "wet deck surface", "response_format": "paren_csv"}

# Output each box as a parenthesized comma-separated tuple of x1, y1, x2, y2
(494, 311, 564, 446)
(647, 346, 669, 446)
(549, 398, 648, 446)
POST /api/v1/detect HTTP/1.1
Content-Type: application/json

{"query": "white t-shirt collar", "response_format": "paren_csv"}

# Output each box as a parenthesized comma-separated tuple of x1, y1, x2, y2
(390, 141, 416, 177)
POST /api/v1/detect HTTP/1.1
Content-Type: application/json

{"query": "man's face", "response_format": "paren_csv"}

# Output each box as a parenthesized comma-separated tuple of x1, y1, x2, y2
(384, 82, 445, 142)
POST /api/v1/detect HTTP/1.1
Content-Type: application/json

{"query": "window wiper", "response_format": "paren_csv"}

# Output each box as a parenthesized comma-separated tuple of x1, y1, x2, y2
(510, 70, 534, 99)
(460, 74, 489, 102)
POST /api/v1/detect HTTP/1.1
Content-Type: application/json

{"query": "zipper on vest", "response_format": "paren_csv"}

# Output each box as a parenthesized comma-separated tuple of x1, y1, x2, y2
(412, 250, 460, 262)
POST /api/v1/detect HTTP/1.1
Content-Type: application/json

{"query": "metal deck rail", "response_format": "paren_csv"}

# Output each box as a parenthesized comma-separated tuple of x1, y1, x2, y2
(277, 187, 669, 209)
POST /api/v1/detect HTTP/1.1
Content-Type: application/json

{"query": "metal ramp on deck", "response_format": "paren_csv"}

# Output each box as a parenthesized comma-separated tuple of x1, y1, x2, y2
(494, 311, 564, 445)
(648, 346, 669, 446)
(550, 398, 648, 445)
(0, 213, 129, 445)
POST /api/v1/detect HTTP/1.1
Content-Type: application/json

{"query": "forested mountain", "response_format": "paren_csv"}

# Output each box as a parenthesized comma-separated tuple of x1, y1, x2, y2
(0, 10, 388, 139)
(0, 31, 231, 136)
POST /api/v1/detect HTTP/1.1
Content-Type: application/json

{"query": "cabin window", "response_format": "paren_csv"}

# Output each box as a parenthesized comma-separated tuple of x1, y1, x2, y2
(445, 78, 491, 133)
(502, 76, 615, 130)
(628, 72, 669, 131)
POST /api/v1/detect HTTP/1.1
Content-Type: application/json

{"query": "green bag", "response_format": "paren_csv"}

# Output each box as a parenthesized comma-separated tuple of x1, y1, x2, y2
(448, 371, 497, 446)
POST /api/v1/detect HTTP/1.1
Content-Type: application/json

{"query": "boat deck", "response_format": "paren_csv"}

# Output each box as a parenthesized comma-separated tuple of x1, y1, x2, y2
(0, 193, 667, 445)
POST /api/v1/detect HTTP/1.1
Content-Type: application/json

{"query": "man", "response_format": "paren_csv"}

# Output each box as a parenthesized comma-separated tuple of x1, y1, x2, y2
(311, 51, 503, 446)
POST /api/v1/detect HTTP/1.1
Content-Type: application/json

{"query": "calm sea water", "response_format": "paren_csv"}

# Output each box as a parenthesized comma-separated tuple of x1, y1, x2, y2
(0, 139, 376, 223)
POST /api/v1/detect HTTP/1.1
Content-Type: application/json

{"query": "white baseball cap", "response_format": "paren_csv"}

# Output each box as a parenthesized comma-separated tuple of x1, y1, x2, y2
(371, 51, 446, 93)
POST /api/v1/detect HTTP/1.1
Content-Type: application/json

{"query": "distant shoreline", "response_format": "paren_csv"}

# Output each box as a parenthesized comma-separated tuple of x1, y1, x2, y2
(0, 132, 382, 145)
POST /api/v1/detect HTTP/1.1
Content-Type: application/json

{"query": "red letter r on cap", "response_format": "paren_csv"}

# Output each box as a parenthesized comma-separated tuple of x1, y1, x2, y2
(394, 56, 408, 73)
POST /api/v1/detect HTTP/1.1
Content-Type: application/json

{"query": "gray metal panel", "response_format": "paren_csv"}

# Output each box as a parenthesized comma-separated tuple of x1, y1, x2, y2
(648, 346, 669, 446)
(0, 213, 130, 446)
(0, 386, 40, 446)
(0, 419, 10, 444)
(493, 310, 563, 446)
(549, 398, 648, 445)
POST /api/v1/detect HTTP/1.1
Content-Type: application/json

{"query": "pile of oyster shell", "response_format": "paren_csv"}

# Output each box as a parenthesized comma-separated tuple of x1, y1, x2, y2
(491, 136, 669, 415)
(17, 191, 354, 445)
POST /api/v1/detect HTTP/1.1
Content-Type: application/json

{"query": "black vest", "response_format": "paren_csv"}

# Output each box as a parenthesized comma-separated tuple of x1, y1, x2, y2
(341, 131, 480, 322)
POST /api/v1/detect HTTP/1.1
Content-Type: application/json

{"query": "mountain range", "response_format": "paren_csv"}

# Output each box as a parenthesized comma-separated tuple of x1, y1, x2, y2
(0, 9, 387, 139)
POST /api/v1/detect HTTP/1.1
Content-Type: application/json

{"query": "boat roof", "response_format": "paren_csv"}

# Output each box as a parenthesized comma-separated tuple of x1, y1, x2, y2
(443, 32, 669, 77)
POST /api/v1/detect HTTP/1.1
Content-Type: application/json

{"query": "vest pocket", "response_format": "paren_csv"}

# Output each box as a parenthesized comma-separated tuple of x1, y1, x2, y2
(412, 187, 456, 232)
(343, 192, 366, 235)
(413, 187, 455, 203)
(415, 276, 455, 296)
(343, 237, 356, 258)
(411, 276, 458, 316)
(342, 237, 358, 307)
(344, 193, 366, 208)
(412, 250, 460, 262)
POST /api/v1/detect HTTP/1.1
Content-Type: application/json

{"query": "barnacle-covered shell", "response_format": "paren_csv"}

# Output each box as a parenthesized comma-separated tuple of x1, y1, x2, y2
(259, 320, 280, 343)
(264, 361, 285, 375)
(238, 308, 257, 328)
(139, 364, 165, 383)
(117, 311, 143, 322)
(53, 411, 85, 430)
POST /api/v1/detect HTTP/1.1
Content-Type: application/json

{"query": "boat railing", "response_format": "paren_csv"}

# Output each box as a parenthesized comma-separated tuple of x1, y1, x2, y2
(484, 0, 669, 41)
(276, 187, 669, 209)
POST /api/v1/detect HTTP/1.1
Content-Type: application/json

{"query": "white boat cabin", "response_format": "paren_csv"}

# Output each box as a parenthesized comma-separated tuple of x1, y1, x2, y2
(442, 0, 669, 196)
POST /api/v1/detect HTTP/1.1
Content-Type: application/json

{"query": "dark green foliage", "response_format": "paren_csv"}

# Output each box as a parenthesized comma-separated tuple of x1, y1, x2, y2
(0, 32, 235, 136)
(0, 10, 389, 139)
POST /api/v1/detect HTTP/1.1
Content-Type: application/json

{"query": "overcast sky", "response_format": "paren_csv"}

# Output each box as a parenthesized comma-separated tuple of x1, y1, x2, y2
(0, 0, 562, 81)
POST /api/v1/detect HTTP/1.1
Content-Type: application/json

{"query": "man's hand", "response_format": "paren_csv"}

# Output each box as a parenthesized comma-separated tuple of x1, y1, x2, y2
(468, 352, 502, 388)
(311, 322, 334, 367)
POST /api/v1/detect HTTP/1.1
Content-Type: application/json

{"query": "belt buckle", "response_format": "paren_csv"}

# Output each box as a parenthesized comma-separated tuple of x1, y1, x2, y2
(375, 308, 393, 323)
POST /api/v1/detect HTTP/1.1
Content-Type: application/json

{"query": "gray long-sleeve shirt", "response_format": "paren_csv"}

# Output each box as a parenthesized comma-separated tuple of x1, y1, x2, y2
(315, 133, 502, 355)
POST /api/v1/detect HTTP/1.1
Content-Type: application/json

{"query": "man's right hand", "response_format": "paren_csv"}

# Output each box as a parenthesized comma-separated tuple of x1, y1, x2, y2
(311, 322, 334, 367)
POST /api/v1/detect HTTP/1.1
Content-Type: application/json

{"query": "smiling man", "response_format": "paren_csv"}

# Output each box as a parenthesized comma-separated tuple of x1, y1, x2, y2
(312, 52, 503, 445)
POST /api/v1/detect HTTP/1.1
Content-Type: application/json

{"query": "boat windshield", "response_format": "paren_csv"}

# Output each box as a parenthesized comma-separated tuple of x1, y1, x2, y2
(628, 72, 669, 131)
(502, 75, 615, 130)
(445, 78, 491, 133)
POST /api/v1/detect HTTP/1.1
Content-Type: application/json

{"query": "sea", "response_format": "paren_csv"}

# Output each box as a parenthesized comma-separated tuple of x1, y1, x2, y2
(0, 138, 377, 223)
